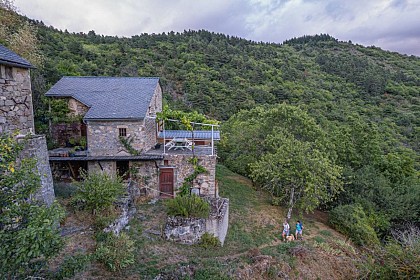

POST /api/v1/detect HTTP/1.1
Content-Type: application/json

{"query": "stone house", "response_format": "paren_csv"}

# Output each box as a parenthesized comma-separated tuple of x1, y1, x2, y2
(0, 44, 55, 205)
(46, 76, 219, 198)
(0, 44, 35, 134)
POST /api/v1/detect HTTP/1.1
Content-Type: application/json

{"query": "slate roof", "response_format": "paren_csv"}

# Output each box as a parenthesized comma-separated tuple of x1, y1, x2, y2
(0, 44, 34, 69)
(158, 130, 220, 140)
(45, 76, 160, 120)
(49, 154, 164, 161)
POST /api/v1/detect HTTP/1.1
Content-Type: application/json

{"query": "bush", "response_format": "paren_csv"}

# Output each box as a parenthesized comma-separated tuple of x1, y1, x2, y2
(165, 195, 210, 218)
(72, 171, 125, 213)
(199, 232, 221, 249)
(51, 252, 91, 279)
(329, 204, 380, 246)
(363, 225, 420, 279)
(95, 232, 135, 272)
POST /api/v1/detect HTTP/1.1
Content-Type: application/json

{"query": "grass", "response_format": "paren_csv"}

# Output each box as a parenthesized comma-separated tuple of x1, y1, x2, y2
(319, 229, 333, 237)
(65, 164, 358, 279)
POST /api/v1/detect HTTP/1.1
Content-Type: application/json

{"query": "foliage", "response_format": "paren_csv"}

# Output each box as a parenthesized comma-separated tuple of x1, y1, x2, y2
(329, 204, 380, 246)
(119, 135, 141, 156)
(51, 252, 91, 280)
(361, 225, 420, 279)
(199, 232, 221, 249)
(0, 134, 65, 278)
(95, 232, 135, 272)
(220, 104, 342, 218)
(157, 105, 219, 130)
(72, 170, 126, 213)
(165, 195, 210, 218)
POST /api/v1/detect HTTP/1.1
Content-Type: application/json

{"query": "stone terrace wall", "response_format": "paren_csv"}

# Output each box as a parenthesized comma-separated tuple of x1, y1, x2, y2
(164, 154, 217, 197)
(0, 65, 34, 135)
(19, 135, 55, 206)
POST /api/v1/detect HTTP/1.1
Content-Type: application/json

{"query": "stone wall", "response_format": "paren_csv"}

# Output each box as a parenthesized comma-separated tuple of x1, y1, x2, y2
(87, 161, 116, 175)
(19, 135, 55, 206)
(164, 197, 229, 245)
(205, 197, 229, 245)
(163, 154, 217, 197)
(87, 120, 154, 156)
(148, 84, 163, 116)
(130, 160, 160, 196)
(0, 65, 34, 135)
(68, 98, 89, 116)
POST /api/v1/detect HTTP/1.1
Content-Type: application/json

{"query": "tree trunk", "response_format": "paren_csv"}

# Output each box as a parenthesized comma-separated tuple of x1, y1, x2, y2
(287, 187, 295, 220)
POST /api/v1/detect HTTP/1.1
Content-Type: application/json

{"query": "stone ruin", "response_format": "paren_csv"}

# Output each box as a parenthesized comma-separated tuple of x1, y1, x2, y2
(164, 197, 229, 246)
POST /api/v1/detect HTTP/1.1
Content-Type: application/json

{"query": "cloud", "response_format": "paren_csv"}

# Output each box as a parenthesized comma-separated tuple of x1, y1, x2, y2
(14, 0, 420, 56)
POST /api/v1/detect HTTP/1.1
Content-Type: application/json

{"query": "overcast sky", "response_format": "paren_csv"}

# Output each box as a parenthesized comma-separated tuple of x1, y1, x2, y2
(14, 0, 420, 56)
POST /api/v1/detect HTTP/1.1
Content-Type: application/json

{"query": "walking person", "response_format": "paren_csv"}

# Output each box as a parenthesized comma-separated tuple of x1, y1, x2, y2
(295, 220, 304, 240)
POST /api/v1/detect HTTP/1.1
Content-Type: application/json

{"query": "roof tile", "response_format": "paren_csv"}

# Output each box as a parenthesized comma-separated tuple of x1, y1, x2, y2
(45, 76, 160, 120)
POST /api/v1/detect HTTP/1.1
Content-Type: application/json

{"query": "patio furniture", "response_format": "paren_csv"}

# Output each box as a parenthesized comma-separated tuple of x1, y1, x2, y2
(165, 138, 193, 151)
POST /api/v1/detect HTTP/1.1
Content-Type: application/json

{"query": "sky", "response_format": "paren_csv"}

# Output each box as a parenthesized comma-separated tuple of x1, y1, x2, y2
(14, 0, 420, 56)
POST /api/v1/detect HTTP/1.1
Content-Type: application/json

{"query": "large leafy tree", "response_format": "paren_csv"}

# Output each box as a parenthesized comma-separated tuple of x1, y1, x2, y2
(0, 134, 64, 278)
(250, 130, 342, 219)
(220, 104, 342, 219)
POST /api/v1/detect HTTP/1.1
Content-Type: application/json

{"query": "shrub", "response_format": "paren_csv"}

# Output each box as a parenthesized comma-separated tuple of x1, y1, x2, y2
(0, 134, 65, 278)
(165, 195, 210, 218)
(51, 252, 91, 279)
(72, 171, 125, 213)
(199, 232, 221, 249)
(95, 232, 135, 272)
(329, 204, 380, 246)
(363, 225, 420, 279)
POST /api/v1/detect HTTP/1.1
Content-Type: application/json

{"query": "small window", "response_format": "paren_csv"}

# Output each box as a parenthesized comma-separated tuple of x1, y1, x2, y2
(5, 66, 13, 80)
(119, 128, 127, 137)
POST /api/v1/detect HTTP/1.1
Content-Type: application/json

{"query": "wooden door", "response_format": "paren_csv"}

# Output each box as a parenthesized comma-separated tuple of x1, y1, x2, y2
(159, 168, 174, 198)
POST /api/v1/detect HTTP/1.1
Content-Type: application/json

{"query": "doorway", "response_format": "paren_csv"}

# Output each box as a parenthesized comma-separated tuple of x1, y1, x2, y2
(116, 161, 129, 179)
(159, 168, 174, 198)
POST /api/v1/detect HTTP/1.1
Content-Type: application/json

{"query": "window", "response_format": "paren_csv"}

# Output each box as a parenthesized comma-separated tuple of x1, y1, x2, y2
(5, 66, 13, 80)
(119, 128, 127, 137)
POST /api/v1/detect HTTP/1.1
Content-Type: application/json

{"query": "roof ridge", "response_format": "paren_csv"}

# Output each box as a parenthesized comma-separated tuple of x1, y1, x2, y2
(62, 76, 159, 79)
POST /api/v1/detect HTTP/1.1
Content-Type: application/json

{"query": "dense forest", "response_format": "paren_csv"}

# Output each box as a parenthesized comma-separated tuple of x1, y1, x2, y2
(1, 3, 419, 278)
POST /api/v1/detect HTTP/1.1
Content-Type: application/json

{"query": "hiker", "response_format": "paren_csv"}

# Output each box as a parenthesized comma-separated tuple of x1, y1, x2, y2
(295, 220, 304, 240)
(282, 220, 290, 241)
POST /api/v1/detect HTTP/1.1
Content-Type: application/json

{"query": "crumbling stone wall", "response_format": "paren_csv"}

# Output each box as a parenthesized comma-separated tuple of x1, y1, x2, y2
(164, 197, 229, 245)
(19, 135, 55, 206)
(87, 120, 156, 156)
(0, 65, 34, 135)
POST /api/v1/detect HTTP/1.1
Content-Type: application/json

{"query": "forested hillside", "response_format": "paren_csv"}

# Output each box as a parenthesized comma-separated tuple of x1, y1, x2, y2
(1, 4, 419, 278)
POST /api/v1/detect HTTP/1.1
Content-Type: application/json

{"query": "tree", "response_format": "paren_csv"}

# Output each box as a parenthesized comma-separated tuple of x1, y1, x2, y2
(250, 130, 342, 219)
(0, 134, 64, 278)
(220, 104, 342, 219)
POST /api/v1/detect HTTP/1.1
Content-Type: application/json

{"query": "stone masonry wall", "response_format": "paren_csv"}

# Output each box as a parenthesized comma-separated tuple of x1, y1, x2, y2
(0, 65, 34, 135)
(87, 120, 153, 156)
(87, 161, 116, 175)
(130, 160, 160, 196)
(68, 98, 89, 116)
(164, 154, 217, 197)
(164, 197, 229, 245)
(19, 135, 55, 206)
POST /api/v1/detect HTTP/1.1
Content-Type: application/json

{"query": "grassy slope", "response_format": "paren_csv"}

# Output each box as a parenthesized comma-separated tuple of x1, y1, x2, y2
(69, 165, 361, 279)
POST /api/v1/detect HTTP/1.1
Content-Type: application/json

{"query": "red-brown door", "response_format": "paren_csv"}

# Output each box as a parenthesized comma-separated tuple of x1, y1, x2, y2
(159, 168, 174, 198)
